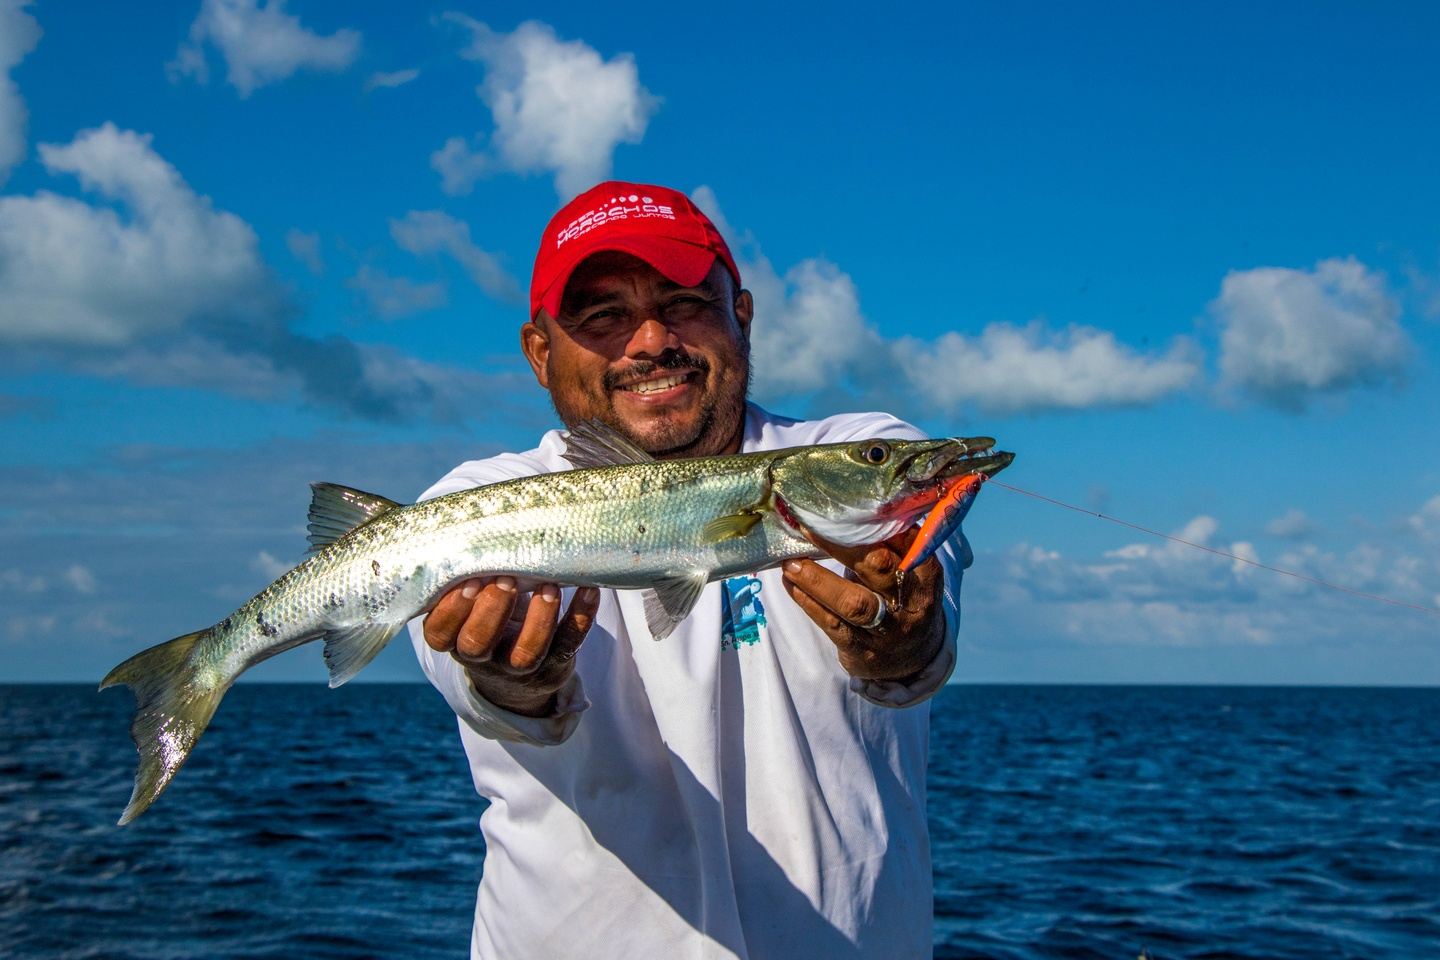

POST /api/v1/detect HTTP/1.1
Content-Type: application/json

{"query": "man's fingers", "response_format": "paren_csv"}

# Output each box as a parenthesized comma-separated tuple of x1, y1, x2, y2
(549, 586, 600, 665)
(505, 583, 562, 672)
(455, 577, 519, 661)
(423, 579, 483, 651)
(782, 559, 884, 628)
(780, 576, 892, 677)
(800, 527, 908, 595)
(846, 544, 903, 595)
(780, 574, 847, 636)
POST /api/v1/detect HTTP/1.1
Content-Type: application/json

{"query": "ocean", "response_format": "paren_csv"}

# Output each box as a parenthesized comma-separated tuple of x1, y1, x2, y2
(1, 683, 1436, 959)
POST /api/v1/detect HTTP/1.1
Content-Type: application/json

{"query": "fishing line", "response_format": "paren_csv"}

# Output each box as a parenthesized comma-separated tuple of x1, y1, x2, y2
(986, 479, 1440, 617)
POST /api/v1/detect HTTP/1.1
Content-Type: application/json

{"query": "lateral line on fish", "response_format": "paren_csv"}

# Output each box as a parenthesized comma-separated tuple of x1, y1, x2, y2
(988, 480, 1440, 618)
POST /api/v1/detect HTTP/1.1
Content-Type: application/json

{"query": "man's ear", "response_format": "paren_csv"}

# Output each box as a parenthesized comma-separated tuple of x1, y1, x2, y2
(734, 289, 754, 338)
(520, 317, 551, 389)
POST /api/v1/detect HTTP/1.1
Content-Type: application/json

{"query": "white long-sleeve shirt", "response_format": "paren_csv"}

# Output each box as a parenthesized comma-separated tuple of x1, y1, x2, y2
(409, 404, 969, 959)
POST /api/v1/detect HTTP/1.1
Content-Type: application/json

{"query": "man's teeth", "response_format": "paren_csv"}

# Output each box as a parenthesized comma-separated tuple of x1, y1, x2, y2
(622, 374, 687, 395)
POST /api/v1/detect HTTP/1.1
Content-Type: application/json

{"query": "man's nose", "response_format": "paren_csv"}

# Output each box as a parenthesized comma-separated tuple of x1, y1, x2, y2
(625, 315, 680, 358)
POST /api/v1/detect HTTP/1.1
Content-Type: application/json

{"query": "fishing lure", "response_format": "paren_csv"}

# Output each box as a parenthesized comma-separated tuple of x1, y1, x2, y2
(899, 472, 987, 573)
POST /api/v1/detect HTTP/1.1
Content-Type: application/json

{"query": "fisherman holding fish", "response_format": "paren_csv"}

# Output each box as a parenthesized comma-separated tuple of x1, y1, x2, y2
(411, 182, 977, 958)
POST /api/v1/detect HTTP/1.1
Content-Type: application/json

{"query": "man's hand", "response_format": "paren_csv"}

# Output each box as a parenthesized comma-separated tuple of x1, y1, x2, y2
(781, 525, 946, 683)
(422, 578, 600, 718)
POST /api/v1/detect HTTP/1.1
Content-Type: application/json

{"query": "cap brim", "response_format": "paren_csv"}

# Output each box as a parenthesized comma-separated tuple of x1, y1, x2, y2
(536, 235, 718, 319)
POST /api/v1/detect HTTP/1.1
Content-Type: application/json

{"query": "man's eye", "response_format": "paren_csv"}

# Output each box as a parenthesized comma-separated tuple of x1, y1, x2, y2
(578, 310, 623, 329)
(664, 296, 709, 315)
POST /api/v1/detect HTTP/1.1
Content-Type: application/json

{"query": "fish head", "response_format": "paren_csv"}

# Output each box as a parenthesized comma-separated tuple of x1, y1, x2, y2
(769, 436, 1013, 547)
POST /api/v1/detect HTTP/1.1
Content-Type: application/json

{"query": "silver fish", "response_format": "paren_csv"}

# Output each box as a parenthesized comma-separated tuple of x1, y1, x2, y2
(102, 421, 1013, 823)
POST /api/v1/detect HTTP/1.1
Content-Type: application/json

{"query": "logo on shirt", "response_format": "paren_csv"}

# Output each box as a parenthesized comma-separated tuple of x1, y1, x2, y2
(720, 575, 766, 651)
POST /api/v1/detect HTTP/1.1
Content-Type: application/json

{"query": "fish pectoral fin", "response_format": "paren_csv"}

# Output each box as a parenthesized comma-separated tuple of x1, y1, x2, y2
(700, 510, 766, 543)
(642, 572, 709, 641)
(560, 419, 655, 470)
(307, 483, 404, 554)
(321, 621, 406, 688)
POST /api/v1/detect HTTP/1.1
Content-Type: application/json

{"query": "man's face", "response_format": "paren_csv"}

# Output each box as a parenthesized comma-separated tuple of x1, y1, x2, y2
(521, 252, 754, 459)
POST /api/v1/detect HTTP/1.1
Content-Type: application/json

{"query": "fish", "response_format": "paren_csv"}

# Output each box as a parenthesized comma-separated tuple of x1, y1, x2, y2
(899, 472, 987, 573)
(101, 421, 1013, 824)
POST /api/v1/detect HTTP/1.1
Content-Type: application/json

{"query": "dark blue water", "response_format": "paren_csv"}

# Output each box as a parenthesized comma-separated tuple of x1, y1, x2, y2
(2, 684, 1436, 959)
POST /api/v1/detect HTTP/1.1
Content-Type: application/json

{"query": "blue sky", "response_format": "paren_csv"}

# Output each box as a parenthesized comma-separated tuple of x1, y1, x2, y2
(2, 0, 1438, 684)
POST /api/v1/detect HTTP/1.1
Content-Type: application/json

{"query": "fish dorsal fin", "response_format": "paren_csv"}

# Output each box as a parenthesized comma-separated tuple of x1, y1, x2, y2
(641, 571, 709, 641)
(307, 482, 403, 554)
(561, 419, 655, 470)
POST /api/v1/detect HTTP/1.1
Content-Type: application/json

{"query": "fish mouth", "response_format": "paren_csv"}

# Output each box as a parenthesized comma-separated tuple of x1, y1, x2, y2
(881, 437, 1014, 522)
(909, 437, 1015, 483)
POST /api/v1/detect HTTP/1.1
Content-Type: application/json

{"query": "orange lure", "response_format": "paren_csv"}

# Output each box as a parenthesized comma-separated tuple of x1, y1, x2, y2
(899, 472, 987, 573)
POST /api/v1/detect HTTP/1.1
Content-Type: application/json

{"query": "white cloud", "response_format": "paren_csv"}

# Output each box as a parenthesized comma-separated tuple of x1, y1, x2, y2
(77, 334, 298, 400)
(0, 124, 500, 422)
(747, 254, 881, 395)
(1402, 261, 1440, 323)
(1214, 257, 1409, 409)
(1408, 494, 1440, 543)
(64, 564, 96, 594)
(70, 325, 510, 423)
(1, 568, 46, 593)
(430, 137, 489, 197)
(3, 563, 96, 594)
(988, 506, 1440, 649)
(692, 185, 878, 399)
(434, 16, 658, 198)
(5, 613, 55, 639)
(0, 123, 279, 347)
(693, 185, 1199, 416)
(285, 227, 323, 274)
(169, 0, 361, 98)
(389, 209, 520, 303)
(251, 550, 291, 579)
(348, 264, 447, 319)
(896, 323, 1201, 416)
(365, 67, 419, 91)
(0, 0, 40, 185)
(1265, 508, 1314, 540)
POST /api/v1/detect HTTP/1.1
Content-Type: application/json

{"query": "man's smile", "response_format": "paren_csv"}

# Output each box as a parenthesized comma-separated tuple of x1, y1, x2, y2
(613, 369, 700, 398)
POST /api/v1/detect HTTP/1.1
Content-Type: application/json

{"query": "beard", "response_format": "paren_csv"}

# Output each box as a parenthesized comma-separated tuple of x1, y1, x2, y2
(551, 343, 751, 460)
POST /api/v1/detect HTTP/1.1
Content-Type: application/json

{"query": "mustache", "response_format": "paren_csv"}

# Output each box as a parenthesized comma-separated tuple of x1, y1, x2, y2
(603, 351, 710, 391)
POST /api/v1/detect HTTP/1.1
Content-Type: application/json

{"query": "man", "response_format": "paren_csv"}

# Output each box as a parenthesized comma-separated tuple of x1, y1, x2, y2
(409, 182, 969, 959)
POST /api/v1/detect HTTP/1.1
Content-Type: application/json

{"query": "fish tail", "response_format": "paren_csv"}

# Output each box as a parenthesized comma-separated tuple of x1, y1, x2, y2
(99, 628, 229, 825)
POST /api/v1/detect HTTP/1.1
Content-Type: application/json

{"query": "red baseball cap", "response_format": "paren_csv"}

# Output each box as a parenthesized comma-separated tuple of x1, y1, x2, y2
(530, 181, 741, 319)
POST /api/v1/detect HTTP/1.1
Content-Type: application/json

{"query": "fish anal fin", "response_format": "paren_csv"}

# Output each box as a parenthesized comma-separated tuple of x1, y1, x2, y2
(561, 420, 655, 470)
(641, 572, 709, 641)
(701, 510, 765, 543)
(322, 621, 405, 688)
(308, 483, 404, 554)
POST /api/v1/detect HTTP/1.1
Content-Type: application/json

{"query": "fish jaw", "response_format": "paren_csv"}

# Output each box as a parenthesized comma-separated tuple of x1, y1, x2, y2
(767, 436, 1014, 548)
(881, 439, 1013, 522)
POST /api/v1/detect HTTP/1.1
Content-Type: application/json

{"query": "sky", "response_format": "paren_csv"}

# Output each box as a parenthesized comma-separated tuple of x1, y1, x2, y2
(1, 0, 1438, 685)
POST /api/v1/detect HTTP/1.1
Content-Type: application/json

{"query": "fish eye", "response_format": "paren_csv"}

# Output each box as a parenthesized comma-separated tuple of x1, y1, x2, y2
(859, 442, 890, 465)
